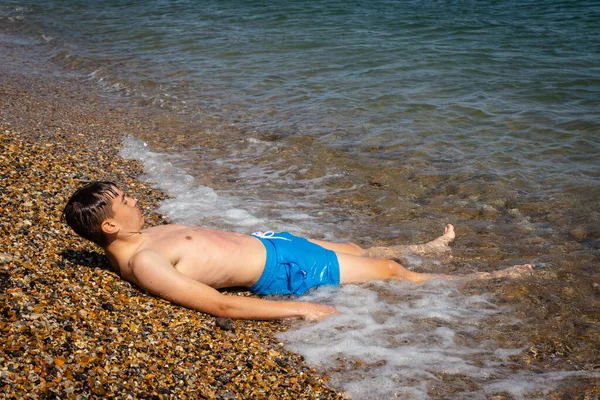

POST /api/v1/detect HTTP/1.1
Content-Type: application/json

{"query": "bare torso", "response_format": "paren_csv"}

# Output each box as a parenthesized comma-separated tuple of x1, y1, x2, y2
(107, 225, 267, 289)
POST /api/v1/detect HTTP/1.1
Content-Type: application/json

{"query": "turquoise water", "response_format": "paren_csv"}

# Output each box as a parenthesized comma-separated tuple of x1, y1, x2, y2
(2, 1, 600, 398)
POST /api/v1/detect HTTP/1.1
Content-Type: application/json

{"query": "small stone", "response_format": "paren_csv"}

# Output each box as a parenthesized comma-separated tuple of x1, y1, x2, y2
(92, 384, 107, 396)
(215, 318, 235, 331)
(28, 372, 40, 383)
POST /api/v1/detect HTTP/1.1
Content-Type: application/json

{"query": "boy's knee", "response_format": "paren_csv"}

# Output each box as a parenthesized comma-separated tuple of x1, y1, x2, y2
(387, 261, 409, 279)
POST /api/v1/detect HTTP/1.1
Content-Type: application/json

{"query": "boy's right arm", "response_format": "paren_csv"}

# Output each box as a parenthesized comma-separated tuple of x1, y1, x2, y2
(128, 249, 337, 321)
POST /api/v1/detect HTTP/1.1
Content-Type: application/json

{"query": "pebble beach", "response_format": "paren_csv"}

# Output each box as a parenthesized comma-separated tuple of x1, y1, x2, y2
(0, 62, 344, 399)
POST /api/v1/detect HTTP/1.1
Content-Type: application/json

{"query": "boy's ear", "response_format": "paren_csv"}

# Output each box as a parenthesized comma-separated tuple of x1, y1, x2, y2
(101, 219, 119, 235)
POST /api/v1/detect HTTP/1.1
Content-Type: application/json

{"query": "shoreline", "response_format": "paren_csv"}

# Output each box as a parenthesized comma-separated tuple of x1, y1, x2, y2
(0, 50, 344, 398)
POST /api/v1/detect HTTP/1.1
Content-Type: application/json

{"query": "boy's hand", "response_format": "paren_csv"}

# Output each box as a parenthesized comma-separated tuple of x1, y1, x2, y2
(303, 303, 339, 321)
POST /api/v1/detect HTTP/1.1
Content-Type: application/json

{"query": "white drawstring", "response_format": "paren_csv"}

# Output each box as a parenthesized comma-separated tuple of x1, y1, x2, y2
(251, 231, 291, 241)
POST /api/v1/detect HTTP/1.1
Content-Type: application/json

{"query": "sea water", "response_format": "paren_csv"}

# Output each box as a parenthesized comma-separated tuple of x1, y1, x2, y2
(2, 0, 599, 398)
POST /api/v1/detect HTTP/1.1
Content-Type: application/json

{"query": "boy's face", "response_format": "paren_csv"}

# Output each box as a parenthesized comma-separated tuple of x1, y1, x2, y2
(108, 187, 145, 231)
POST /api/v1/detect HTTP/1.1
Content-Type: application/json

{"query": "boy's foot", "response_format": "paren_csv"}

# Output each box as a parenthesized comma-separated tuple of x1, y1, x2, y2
(432, 223, 455, 247)
(404, 223, 456, 256)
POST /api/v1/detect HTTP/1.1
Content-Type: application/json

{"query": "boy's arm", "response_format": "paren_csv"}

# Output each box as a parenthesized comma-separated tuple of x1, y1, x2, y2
(128, 249, 337, 321)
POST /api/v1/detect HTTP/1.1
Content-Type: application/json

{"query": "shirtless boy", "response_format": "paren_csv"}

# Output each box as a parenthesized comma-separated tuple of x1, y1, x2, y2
(62, 181, 532, 321)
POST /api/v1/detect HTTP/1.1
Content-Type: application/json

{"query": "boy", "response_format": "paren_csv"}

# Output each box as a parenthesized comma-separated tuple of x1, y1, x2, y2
(63, 181, 531, 321)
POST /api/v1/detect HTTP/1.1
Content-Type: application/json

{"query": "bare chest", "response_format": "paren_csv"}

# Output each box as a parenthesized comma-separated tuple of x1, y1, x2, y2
(140, 226, 266, 288)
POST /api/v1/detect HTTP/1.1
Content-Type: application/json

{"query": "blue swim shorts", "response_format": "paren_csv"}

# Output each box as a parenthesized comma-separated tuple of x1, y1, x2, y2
(250, 231, 340, 296)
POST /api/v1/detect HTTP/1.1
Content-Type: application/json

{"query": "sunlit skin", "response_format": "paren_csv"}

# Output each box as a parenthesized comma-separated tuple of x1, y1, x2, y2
(101, 187, 532, 321)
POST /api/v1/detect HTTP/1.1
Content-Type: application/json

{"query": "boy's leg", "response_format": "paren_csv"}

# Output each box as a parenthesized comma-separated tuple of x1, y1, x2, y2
(335, 252, 533, 285)
(308, 224, 456, 259)
(365, 224, 456, 259)
(335, 252, 533, 284)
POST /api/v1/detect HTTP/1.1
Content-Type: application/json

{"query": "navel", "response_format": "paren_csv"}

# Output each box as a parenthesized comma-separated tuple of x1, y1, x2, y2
(185, 236, 192, 240)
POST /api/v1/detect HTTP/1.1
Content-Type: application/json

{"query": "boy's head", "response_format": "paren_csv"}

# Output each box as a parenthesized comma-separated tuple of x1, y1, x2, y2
(62, 181, 120, 247)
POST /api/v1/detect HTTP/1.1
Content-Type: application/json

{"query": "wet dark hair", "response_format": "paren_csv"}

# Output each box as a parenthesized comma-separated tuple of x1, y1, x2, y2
(62, 181, 119, 247)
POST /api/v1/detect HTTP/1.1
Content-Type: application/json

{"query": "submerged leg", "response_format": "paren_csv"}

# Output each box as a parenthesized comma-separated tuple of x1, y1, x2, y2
(308, 224, 455, 259)
(365, 224, 456, 259)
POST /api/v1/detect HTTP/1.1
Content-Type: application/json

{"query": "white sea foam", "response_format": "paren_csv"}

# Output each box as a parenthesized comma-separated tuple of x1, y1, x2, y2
(121, 134, 354, 237)
(121, 135, 264, 230)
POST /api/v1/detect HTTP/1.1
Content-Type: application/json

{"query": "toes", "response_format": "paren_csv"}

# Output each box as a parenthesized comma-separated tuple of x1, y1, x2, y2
(442, 224, 456, 240)
(519, 264, 534, 276)
(507, 264, 534, 277)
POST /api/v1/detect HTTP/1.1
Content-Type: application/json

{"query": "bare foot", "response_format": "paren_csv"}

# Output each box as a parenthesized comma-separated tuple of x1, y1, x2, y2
(404, 223, 455, 256)
(444, 224, 455, 239)
(471, 264, 534, 280)
(432, 223, 455, 246)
